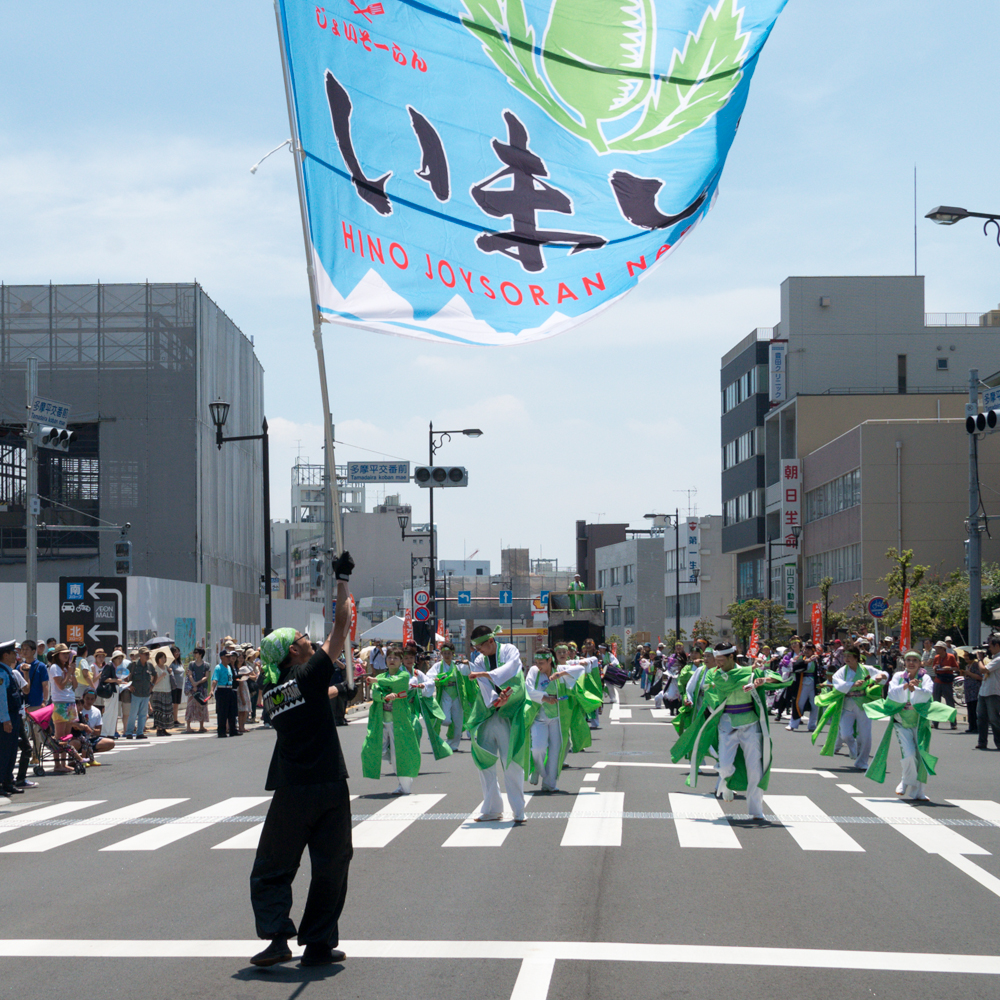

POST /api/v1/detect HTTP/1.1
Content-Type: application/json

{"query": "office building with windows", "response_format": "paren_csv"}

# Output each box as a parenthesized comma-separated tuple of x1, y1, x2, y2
(594, 535, 664, 639)
(721, 275, 999, 629)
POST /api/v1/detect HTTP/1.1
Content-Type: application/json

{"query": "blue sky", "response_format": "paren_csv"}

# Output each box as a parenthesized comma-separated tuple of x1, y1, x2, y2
(2, 2, 998, 570)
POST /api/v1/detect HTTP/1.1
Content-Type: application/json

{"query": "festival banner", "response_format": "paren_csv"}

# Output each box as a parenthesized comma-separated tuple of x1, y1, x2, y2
(403, 606, 414, 644)
(276, 0, 788, 345)
(899, 587, 911, 652)
(811, 602, 822, 647)
(349, 593, 358, 642)
(747, 617, 759, 657)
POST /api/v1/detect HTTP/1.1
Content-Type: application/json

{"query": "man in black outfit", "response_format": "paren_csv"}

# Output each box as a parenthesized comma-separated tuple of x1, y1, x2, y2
(249, 551, 355, 969)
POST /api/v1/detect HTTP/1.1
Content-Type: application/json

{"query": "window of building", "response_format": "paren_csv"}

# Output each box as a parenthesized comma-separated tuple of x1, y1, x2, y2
(609, 606, 620, 626)
(624, 564, 635, 584)
(597, 569, 606, 589)
(624, 606, 635, 626)
(721, 367, 759, 414)
(897, 354, 907, 394)
(610, 566, 620, 586)
(805, 469, 861, 523)
(806, 543, 862, 588)
(936, 357, 948, 370)
(476, 568, 484, 575)
(737, 556, 764, 600)
(678, 592, 701, 618)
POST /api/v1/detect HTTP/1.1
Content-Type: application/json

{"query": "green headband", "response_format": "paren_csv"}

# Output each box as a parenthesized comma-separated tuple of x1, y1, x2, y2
(534, 652, 552, 660)
(471, 627, 502, 646)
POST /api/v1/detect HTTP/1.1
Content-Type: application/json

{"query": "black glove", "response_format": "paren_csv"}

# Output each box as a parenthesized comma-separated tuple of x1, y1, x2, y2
(333, 550, 355, 581)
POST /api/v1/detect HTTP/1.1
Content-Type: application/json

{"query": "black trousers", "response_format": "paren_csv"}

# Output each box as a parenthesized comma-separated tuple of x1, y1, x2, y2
(15, 716, 31, 783)
(216, 688, 238, 736)
(0, 724, 17, 790)
(250, 780, 353, 946)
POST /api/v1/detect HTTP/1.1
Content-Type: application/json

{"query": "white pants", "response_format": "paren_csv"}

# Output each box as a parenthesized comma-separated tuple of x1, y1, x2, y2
(382, 718, 413, 793)
(440, 688, 464, 750)
(894, 724, 925, 799)
(477, 713, 525, 820)
(608, 683, 620, 707)
(717, 718, 764, 818)
(839, 697, 872, 768)
(530, 714, 562, 791)
(788, 676, 818, 730)
(101, 692, 120, 736)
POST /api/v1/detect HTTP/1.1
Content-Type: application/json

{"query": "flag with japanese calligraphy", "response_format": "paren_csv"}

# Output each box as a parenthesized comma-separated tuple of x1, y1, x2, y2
(899, 587, 911, 652)
(275, 0, 787, 346)
(811, 602, 823, 647)
(747, 617, 759, 657)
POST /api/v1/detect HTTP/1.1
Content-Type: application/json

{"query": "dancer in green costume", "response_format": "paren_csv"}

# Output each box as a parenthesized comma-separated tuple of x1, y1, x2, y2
(525, 648, 588, 792)
(553, 642, 601, 751)
(864, 650, 955, 801)
(360, 648, 421, 795)
(432, 642, 464, 750)
(460, 625, 529, 823)
(678, 642, 791, 819)
(811, 644, 888, 768)
(407, 665, 454, 763)
(672, 649, 715, 740)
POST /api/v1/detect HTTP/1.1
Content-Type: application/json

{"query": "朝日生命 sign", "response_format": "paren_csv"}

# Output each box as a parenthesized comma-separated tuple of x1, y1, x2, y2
(275, 0, 788, 346)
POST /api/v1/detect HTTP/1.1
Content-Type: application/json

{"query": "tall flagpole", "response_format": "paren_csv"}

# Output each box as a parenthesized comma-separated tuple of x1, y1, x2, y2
(273, 0, 353, 688)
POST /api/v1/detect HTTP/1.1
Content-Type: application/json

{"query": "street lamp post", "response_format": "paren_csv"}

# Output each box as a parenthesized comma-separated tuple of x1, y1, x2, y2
(210, 400, 273, 634)
(427, 423, 482, 647)
(766, 525, 802, 641)
(926, 205, 1000, 244)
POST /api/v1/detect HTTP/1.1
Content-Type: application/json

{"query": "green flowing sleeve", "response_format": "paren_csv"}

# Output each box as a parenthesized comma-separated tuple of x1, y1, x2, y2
(811, 688, 844, 757)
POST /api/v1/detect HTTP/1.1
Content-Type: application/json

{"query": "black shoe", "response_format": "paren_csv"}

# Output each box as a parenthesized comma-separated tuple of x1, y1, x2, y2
(135, 734, 148, 740)
(300, 944, 346, 967)
(124, 734, 134, 740)
(217, 734, 228, 738)
(250, 939, 293, 968)
(974, 745, 988, 750)
(951, 723, 957, 730)
(3, 786, 24, 795)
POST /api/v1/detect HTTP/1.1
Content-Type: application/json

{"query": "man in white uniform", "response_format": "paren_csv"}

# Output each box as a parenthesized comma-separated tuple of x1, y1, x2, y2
(829, 644, 888, 770)
(433, 642, 465, 751)
(467, 626, 527, 824)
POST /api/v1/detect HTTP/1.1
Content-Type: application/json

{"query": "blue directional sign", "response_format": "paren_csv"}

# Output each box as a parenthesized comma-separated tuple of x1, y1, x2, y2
(498, 590, 513, 607)
(457, 591, 472, 606)
(540, 591, 550, 606)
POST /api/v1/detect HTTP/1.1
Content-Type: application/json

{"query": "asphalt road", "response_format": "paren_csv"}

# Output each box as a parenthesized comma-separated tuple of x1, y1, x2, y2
(2, 684, 1000, 1000)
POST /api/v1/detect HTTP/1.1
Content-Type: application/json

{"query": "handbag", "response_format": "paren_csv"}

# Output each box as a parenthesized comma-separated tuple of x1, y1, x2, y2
(193, 692, 209, 706)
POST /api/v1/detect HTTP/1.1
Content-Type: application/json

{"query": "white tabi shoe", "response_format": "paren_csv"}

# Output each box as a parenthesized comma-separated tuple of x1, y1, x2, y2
(721, 785, 734, 802)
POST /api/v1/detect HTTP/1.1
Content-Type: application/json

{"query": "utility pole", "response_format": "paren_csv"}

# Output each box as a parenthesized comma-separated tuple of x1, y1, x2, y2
(674, 508, 681, 644)
(323, 419, 334, 635)
(25, 357, 38, 642)
(968, 369, 983, 647)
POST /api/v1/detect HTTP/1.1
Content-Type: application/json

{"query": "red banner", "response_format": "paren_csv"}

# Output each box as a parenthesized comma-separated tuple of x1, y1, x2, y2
(899, 588, 911, 652)
(811, 603, 823, 647)
(748, 618, 760, 657)
(403, 607, 413, 645)
(349, 593, 358, 642)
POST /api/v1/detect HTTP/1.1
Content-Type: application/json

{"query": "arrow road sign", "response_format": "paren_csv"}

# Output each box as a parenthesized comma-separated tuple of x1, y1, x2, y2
(60, 577, 127, 649)
(540, 590, 550, 605)
(457, 590, 471, 605)
(498, 590, 513, 606)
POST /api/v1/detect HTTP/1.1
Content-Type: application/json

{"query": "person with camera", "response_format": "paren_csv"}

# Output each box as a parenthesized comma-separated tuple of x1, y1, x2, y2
(249, 551, 355, 969)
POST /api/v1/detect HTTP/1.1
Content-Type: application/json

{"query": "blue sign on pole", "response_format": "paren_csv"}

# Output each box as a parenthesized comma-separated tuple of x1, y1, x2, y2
(414, 606, 430, 622)
(457, 591, 472, 606)
(867, 597, 889, 619)
(540, 591, 550, 606)
(498, 590, 513, 607)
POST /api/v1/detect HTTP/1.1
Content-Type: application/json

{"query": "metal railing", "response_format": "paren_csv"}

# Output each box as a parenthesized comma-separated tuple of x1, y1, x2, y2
(925, 312, 1000, 327)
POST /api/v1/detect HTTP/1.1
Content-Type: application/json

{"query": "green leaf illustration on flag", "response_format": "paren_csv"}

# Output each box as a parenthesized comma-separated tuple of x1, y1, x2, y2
(462, 0, 748, 154)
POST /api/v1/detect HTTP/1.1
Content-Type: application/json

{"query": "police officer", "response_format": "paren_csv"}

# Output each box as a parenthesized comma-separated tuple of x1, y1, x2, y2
(0, 639, 24, 797)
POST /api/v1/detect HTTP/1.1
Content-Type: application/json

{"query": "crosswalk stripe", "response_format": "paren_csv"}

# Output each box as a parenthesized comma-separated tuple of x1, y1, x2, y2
(668, 792, 741, 849)
(609, 706, 632, 720)
(212, 795, 359, 851)
(582, 773, 599, 783)
(763, 795, 864, 852)
(857, 797, 990, 855)
(101, 797, 270, 851)
(649, 708, 670, 719)
(442, 794, 533, 847)
(837, 783, 864, 796)
(561, 790, 624, 846)
(0, 799, 188, 853)
(352, 794, 446, 848)
(945, 800, 1000, 827)
(0, 801, 105, 833)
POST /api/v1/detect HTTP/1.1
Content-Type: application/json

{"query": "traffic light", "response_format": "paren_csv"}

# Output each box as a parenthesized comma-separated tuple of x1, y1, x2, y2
(38, 426, 76, 452)
(310, 558, 323, 589)
(413, 466, 468, 488)
(115, 540, 132, 577)
(967, 409, 999, 434)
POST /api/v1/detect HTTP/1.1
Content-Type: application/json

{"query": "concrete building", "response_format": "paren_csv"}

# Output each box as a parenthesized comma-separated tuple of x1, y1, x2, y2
(595, 536, 665, 638)
(0, 281, 267, 636)
(439, 559, 490, 578)
(721, 275, 1000, 624)
(799, 418, 1000, 637)
(576, 520, 627, 588)
(663, 514, 735, 643)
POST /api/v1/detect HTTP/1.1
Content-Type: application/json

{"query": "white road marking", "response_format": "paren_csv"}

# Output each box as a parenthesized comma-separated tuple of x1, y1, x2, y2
(0, 801, 104, 832)
(561, 790, 624, 846)
(0, 939, 996, 975)
(442, 794, 533, 847)
(510, 954, 555, 1000)
(668, 792, 741, 849)
(211, 795, 358, 851)
(837, 783, 863, 795)
(582, 773, 599, 782)
(352, 794, 446, 848)
(857, 797, 989, 855)
(762, 795, 864, 852)
(649, 708, 670, 719)
(594, 761, 831, 777)
(939, 853, 1000, 901)
(101, 797, 270, 851)
(0, 799, 188, 853)
(946, 800, 1000, 827)
(609, 705, 632, 720)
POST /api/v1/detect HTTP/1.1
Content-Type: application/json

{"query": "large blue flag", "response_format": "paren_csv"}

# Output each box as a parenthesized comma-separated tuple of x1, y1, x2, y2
(276, 0, 786, 345)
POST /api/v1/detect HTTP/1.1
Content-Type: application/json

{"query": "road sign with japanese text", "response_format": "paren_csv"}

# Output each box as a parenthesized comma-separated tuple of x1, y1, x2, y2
(275, 0, 788, 346)
(346, 461, 411, 482)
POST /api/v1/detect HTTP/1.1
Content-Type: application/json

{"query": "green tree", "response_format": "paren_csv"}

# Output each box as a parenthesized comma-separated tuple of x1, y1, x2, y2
(818, 576, 846, 640)
(663, 627, 687, 649)
(691, 616, 717, 644)
(726, 599, 792, 650)
(882, 547, 928, 601)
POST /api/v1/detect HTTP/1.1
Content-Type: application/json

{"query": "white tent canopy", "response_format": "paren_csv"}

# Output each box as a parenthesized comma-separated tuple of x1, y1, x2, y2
(359, 616, 405, 641)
